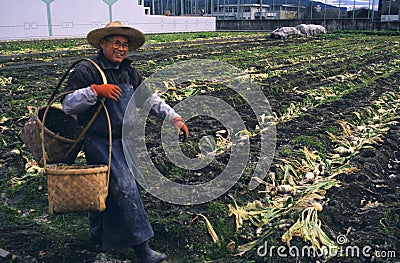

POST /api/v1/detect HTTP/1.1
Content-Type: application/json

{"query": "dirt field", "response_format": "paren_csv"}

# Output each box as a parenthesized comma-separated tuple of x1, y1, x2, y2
(0, 32, 399, 262)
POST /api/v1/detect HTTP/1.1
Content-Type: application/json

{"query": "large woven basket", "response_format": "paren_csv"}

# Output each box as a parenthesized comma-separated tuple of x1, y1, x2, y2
(47, 164, 109, 213)
(41, 59, 112, 214)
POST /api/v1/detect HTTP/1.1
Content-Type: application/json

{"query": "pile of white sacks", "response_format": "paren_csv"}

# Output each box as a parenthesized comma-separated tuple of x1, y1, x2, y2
(270, 24, 327, 39)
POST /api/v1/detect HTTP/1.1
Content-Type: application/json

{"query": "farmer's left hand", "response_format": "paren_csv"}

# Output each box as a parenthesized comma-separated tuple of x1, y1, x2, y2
(171, 117, 189, 141)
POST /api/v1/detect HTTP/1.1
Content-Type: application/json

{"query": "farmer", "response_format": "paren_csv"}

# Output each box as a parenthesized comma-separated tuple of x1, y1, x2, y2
(62, 21, 189, 263)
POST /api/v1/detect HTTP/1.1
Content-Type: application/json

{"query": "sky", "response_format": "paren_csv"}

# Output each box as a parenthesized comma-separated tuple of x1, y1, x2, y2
(321, 0, 378, 10)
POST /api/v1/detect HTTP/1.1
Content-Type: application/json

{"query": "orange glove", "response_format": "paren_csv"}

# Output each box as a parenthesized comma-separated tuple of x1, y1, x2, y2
(91, 84, 121, 101)
(171, 117, 189, 140)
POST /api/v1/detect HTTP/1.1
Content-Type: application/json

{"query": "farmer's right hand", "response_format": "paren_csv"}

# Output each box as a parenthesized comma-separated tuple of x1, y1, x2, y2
(91, 84, 121, 101)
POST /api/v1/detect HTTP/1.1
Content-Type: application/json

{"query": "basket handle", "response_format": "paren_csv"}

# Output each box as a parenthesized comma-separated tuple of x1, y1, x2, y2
(44, 58, 108, 161)
(47, 58, 105, 104)
(41, 58, 112, 173)
(63, 59, 108, 159)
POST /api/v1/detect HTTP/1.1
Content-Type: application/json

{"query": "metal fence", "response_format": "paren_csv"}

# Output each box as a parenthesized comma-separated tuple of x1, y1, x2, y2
(143, 0, 395, 23)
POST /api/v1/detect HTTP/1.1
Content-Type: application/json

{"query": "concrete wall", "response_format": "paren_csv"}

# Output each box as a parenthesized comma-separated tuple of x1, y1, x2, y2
(0, 0, 215, 40)
(217, 19, 400, 32)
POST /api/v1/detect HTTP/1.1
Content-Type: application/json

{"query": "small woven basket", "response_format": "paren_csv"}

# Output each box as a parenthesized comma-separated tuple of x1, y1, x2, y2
(47, 164, 109, 214)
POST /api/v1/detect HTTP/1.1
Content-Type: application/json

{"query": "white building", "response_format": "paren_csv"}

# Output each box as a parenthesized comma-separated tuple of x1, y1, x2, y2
(0, 0, 215, 40)
(214, 4, 271, 20)
(213, 3, 301, 20)
(381, 15, 400, 21)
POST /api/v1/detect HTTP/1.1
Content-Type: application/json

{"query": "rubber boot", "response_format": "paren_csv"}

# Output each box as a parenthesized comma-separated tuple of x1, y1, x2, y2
(133, 241, 168, 263)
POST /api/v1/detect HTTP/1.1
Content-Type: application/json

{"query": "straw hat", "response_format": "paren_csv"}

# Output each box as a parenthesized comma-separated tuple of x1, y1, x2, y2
(87, 21, 145, 51)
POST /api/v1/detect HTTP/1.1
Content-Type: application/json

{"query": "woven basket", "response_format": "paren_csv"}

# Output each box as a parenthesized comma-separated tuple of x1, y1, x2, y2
(47, 164, 109, 214)
(20, 106, 83, 164)
(41, 59, 112, 214)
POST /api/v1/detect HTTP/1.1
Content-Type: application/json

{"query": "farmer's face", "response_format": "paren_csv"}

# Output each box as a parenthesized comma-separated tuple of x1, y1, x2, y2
(100, 35, 129, 64)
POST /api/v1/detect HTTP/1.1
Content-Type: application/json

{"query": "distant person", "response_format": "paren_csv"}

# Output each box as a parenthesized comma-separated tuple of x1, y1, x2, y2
(62, 21, 189, 263)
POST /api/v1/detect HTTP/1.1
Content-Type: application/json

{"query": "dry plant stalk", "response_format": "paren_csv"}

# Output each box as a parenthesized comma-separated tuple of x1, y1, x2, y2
(282, 207, 338, 255)
(196, 214, 219, 243)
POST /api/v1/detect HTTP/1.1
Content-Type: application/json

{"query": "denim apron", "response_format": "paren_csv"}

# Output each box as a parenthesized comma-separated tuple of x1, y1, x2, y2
(84, 83, 154, 250)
